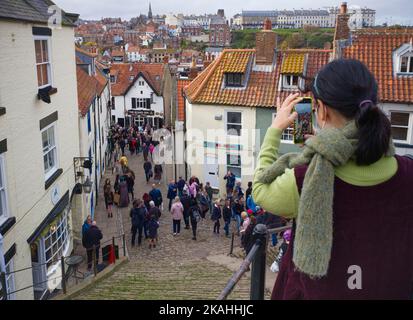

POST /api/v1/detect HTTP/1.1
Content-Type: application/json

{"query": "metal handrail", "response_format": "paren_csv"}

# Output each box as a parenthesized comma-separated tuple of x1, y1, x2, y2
(219, 223, 291, 300)
(217, 241, 261, 300)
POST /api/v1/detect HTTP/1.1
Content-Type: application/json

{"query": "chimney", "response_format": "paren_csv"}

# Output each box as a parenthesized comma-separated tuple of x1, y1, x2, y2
(333, 2, 351, 58)
(340, 2, 347, 14)
(255, 19, 277, 65)
(189, 56, 198, 80)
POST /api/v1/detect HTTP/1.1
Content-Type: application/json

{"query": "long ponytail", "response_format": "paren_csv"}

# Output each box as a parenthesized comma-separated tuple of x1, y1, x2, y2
(354, 101, 391, 165)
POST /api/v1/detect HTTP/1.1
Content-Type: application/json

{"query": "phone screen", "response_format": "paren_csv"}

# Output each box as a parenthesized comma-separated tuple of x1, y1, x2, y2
(294, 98, 313, 144)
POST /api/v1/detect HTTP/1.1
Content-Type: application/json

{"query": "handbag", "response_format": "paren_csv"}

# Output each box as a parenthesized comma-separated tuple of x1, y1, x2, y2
(113, 192, 120, 205)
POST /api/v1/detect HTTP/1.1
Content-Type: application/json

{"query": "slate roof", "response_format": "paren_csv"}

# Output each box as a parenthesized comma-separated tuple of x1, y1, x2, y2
(0, 0, 78, 26)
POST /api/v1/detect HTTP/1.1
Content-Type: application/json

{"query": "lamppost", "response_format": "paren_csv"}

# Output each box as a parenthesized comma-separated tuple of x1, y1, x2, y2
(73, 157, 94, 194)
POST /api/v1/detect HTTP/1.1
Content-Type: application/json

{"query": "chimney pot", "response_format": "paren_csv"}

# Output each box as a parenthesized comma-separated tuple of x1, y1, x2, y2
(340, 2, 347, 14)
(264, 18, 272, 31)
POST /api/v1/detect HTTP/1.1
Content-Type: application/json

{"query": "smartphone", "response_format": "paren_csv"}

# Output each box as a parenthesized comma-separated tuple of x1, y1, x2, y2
(293, 97, 313, 144)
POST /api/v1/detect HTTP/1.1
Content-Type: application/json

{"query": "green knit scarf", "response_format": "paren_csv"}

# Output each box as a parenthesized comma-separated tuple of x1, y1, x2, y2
(255, 120, 395, 278)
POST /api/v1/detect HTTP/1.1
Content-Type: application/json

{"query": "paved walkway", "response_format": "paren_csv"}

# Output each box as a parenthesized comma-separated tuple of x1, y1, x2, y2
(72, 151, 272, 300)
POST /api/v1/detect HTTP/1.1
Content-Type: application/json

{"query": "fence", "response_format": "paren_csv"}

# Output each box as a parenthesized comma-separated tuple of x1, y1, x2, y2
(0, 233, 126, 300)
(218, 224, 291, 300)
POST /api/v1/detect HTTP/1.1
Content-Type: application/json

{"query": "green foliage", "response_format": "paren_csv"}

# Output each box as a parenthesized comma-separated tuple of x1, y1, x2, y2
(231, 28, 334, 49)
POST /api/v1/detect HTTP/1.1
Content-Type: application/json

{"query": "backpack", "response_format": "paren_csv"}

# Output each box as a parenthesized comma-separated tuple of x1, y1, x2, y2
(191, 206, 201, 223)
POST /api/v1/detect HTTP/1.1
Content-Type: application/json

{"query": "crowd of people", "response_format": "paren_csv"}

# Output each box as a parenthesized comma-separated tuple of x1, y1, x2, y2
(82, 121, 289, 266)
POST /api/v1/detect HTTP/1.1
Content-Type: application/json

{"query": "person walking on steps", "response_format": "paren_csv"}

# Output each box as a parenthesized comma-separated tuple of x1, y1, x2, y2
(212, 199, 222, 235)
(130, 199, 147, 247)
(189, 197, 201, 240)
(170, 196, 184, 236)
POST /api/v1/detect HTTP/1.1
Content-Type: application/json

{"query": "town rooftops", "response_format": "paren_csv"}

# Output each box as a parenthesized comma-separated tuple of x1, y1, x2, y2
(184, 48, 332, 108)
(0, 0, 78, 26)
(342, 27, 413, 104)
(110, 63, 164, 96)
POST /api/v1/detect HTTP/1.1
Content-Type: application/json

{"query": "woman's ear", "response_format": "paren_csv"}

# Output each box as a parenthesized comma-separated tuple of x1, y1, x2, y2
(318, 100, 328, 122)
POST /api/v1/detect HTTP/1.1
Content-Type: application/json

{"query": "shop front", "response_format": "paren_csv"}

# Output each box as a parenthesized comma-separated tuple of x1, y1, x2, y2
(127, 110, 164, 130)
(28, 191, 72, 300)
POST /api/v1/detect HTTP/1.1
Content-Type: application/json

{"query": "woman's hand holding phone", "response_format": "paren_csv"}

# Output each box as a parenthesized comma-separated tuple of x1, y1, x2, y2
(271, 93, 302, 131)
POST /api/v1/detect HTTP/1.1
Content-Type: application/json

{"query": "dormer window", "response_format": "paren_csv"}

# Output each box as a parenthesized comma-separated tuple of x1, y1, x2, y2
(283, 74, 299, 89)
(225, 73, 243, 87)
(110, 75, 116, 83)
(393, 43, 413, 76)
(129, 75, 134, 82)
(400, 54, 413, 74)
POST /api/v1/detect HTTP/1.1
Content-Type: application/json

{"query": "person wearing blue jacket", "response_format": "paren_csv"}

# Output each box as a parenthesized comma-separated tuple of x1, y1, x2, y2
(149, 184, 163, 208)
(130, 200, 147, 247)
(167, 180, 178, 211)
(223, 171, 236, 195)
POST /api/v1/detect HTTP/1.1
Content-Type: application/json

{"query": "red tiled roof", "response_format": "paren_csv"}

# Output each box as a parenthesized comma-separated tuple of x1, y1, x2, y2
(110, 63, 164, 96)
(76, 66, 98, 117)
(185, 48, 332, 107)
(342, 28, 413, 104)
(94, 69, 108, 95)
(112, 49, 125, 57)
(177, 79, 191, 121)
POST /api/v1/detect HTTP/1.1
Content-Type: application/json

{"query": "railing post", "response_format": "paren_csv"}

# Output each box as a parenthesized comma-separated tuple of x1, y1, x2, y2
(0, 272, 7, 300)
(229, 232, 235, 255)
(112, 236, 116, 262)
(92, 245, 97, 277)
(122, 234, 126, 257)
(60, 256, 67, 294)
(250, 224, 268, 300)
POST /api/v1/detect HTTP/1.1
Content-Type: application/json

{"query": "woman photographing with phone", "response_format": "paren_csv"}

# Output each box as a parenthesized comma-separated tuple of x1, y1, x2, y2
(253, 59, 413, 299)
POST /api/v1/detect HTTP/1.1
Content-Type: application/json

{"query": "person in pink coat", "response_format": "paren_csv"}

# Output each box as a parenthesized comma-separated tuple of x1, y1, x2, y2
(170, 196, 184, 235)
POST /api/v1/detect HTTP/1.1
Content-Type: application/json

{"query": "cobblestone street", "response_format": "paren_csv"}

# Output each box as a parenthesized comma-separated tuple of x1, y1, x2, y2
(72, 151, 270, 300)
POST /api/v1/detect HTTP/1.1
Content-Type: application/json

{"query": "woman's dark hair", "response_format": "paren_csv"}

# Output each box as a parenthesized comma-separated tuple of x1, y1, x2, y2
(311, 59, 391, 165)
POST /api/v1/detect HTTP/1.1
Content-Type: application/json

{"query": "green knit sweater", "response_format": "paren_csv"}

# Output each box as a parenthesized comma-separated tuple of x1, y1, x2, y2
(252, 127, 398, 219)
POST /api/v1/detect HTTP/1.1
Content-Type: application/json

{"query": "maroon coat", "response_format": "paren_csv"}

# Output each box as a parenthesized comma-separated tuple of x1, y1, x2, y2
(272, 155, 413, 300)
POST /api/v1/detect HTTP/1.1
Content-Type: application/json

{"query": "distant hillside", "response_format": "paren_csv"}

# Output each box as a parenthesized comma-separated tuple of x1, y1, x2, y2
(231, 27, 334, 49)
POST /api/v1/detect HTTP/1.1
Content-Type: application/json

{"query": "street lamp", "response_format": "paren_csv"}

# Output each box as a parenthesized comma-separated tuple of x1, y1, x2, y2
(82, 176, 93, 194)
(73, 157, 94, 194)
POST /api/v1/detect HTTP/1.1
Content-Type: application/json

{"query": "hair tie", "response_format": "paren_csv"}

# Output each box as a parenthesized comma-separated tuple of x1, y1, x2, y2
(313, 74, 321, 96)
(359, 100, 373, 108)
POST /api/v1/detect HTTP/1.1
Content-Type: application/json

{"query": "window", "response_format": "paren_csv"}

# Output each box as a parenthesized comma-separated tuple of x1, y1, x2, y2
(400, 55, 413, 73)
(227, 154, 241, 178)
(87, 110, 91, 134)
(44, 209, 70, 269)
(34, 37, 51, 88)
(0, 259, 15, 300)
(129, 75, 134, 82)
(111, 97, 115, 110)
(138, 80, 145, 86)
(225, 73, 243, 87)
(226, 111, 242, 136)
(110, 75, 116, 83)
(0, 155, 9, 224)
(390, 112, 411, 142)
(273, 113, 293, 142)
(42, 125, 58, 179)
(283, 74, 299, 89)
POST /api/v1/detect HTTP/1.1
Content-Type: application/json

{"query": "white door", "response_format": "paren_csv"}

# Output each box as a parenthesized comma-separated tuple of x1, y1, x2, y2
(204, 156, 219, 188)
(31, 241, 47, 292)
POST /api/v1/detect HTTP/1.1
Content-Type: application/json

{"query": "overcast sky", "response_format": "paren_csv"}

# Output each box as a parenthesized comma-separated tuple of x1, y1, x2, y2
(53, 0, 413, 25)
